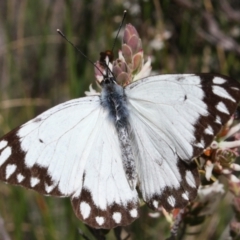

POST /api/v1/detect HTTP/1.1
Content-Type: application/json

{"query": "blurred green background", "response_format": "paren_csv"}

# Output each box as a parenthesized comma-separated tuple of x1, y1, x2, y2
(0, 0, 240, 239)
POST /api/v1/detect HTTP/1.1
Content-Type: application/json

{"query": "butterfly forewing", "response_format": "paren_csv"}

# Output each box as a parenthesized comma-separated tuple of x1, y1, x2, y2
(0, 129, 62, 195)
(126, 73, 240, 211)
(0, 97, 99, 195)
(0, 96, 139, 228)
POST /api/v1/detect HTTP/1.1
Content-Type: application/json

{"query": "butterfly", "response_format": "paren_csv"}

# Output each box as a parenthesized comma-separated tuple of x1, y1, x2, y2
(0, 47, 240, 229)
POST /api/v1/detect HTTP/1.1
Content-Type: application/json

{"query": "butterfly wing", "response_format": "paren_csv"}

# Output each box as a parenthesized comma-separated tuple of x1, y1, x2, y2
(0, 96, 138, 228)
(125, 73, 240, 210)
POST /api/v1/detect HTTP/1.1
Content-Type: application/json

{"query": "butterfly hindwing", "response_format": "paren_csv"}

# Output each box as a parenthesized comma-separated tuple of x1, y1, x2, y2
(71, 114, 138, 228)
(0, 96, 139, 228)
(125, 73, 240, 210)
(127, 106, 200, 210)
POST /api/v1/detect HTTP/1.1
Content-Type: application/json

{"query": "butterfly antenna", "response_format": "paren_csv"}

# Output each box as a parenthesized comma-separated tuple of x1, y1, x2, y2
(104, 10, 127, 80)
(111, 10, 127, 52)
(57, 29, 104, 75)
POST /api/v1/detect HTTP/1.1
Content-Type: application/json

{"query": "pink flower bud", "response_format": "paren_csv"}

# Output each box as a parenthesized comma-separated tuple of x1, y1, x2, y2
(123, 24, 139, 44)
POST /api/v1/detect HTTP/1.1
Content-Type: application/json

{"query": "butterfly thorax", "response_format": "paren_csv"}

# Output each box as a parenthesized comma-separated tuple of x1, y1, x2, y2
(100, 78, 128, 126)
(100, 79, 137, 189)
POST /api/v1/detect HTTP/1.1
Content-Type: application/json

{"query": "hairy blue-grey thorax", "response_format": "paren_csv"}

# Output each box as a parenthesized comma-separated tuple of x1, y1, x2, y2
(100, 80, 137, 189)
(100, 81, 129, 128)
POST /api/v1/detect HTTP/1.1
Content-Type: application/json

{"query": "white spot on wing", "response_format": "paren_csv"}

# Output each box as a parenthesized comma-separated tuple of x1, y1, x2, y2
(216, 102, 230, 114)
(212, 86, 235, 102)
(0, 140, 8, 150)
(30, 177, 40, 187)
(112, 212, 122, 223)
(153, 200, 159, 208)
(167, 196, 176, 207)
(130, 208, 138, 218)
(5, 164, 17, 179)
(213, 77, 226, 84)
(17, 173, 25, 183)
(0, 147, 12, 166)
(185, 170, 196, 188)
(204, 125, 213, 135)
(45, 183, 55, 193)
(231, 87, 239, 91)
(96, 216, 104, 225)
(80, 201, 91, 219)
(194, 142, 204, 148)
(182, 192, 189, 200)
(215, 116, 221, 124)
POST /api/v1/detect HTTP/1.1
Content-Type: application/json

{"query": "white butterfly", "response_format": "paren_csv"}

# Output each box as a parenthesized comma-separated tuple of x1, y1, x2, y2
(0, 51, 240, 229)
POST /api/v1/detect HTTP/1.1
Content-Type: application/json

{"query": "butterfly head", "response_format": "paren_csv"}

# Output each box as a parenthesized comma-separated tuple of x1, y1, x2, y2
(95, 50, 118, 86)
(99, 50, 114, 65)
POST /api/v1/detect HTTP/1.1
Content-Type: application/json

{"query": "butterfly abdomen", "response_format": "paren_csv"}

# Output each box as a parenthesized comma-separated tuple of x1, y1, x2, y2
(100, 82, 137, 188)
